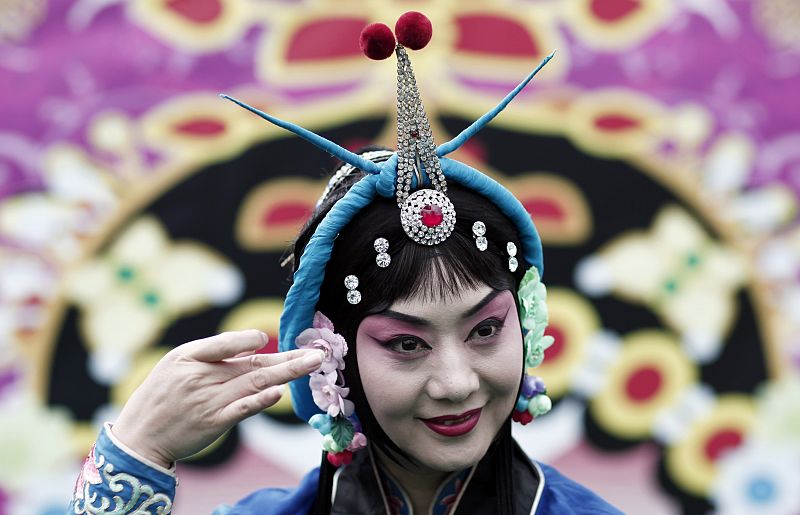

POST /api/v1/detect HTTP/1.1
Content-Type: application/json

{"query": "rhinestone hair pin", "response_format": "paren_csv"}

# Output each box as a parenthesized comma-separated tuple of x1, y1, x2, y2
(507, 242, 519, 272)
(473, 221, 487, 251)
(344, 275, 361, 304)
(374, 237, 391, 268)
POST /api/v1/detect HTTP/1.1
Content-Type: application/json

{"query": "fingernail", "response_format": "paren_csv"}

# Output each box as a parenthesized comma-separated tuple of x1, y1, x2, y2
(302, 350, 324, 368)
(277, 384, 286, 395)
(259, 331, 268, 345)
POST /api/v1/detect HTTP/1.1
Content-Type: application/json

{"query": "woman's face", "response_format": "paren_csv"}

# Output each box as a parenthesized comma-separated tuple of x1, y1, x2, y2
(356, 284, 523, 473)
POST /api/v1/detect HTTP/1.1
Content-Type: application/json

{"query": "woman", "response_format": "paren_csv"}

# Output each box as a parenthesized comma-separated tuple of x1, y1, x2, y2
(68, 12, 621, 514)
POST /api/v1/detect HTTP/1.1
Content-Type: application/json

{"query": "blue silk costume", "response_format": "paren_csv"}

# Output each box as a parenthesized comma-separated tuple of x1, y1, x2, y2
(67, 425, 622, 514)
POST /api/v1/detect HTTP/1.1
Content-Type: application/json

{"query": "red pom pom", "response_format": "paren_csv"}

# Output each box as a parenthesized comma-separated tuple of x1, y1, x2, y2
(359, 23, 395, 60)
(516, 411, 534, 425)
(395, 11, 432, 50)
(326, 450, 353, 467)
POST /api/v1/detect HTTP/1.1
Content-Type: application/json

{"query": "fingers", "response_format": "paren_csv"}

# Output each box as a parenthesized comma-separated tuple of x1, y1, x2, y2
(224, 348, 317, 377)
(219, 385, 285, 425)
(180, 330, 267, 362)
(220, 350, 324, 403)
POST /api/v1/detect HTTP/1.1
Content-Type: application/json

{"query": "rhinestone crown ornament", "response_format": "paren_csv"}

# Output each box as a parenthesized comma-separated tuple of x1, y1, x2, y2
(390, 13, 455, 246)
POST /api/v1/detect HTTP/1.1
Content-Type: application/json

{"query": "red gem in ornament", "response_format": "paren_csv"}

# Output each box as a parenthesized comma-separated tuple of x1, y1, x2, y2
(410, 130, 419, 138)
(421, 204, 443, 227)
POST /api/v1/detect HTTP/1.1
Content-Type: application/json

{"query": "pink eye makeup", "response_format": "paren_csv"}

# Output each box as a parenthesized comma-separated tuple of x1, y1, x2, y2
(360, 290, 516, 343)
(359, 317, 428, 343)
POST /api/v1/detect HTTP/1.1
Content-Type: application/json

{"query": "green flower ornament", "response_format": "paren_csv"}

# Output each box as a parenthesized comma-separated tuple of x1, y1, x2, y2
(518, 267, 554, 369)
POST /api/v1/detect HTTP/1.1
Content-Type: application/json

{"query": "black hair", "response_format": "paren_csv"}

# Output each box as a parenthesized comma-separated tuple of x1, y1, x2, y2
(290, 148, 525, 514)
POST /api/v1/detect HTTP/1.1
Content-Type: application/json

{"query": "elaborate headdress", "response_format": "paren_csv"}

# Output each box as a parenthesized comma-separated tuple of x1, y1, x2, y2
(223, 12, 554, 465)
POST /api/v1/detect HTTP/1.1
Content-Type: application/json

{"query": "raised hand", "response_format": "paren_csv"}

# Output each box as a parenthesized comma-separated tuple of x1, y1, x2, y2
(111, 330, 323, 468)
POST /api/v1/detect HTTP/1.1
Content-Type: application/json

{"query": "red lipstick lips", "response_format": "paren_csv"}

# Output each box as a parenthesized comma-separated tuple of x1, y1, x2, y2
(421, 408, 482, 437)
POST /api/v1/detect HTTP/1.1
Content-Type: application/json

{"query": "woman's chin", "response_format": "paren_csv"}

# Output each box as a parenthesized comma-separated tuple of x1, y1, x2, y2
(409, 443, 488, 473)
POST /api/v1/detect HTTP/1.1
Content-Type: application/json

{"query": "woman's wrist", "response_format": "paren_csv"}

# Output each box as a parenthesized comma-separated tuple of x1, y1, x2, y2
(108, 423, 175, 471)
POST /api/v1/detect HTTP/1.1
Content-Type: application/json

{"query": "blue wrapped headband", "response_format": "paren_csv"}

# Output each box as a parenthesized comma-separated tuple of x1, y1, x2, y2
(221, 17, 553, 424)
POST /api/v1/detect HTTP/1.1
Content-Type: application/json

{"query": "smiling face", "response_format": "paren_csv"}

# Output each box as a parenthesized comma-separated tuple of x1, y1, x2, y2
(356, 284, 523, 473)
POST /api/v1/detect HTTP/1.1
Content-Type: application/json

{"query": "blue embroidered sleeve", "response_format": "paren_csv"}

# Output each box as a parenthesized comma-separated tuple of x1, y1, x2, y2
(67, 423, 177, 514)
(211, 468, 319, 515)
(537, 463, 623, 514)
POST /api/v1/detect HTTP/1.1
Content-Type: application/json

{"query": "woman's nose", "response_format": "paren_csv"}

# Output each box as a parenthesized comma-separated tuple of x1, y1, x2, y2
(425, 345, 480, 403)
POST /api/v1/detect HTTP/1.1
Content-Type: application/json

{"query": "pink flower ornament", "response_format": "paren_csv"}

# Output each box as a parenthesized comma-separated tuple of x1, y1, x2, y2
(297, 311, 365, 465)
(310, 371, 355, 417)
(296, 312, 348, 374)
(347, 431, 367, 451)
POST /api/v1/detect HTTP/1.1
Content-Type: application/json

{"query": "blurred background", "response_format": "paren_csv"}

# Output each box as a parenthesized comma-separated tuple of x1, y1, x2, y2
(1, 0, 799, 514)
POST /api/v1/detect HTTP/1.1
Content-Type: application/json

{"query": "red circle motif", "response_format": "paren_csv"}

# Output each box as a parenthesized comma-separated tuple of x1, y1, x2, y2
(704, 429, 743, 461)
(165, 0, 223, 24)
(523, 198, 565, 221)
(543, 326, 565, 361)
(590, 0, 641, 23)
(454, 15, 539, 57)
(262, 202, 312, 226)
(594, 114, 640, 132)
(255, 335, 279, 355)
(625, 366, 662, 402)
(174, 118, 226, 136)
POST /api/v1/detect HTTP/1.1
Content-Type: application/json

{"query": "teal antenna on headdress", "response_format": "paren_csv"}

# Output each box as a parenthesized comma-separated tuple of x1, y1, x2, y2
(436, 50, 556, 158)
(219, 94, 382, 175)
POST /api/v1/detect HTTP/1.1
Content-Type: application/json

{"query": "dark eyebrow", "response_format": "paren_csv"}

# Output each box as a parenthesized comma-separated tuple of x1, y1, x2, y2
(379, 290, 504, 326)
(378, 310, 432, 327)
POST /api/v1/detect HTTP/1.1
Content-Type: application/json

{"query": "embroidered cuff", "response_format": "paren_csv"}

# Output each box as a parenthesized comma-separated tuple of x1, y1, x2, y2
(104, 423, 178, 479)
(68, 424, 176, 514)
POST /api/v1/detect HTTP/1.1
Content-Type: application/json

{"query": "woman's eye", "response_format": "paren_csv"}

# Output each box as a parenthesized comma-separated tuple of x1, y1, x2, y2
(470, 319, 504, 340)
(476, 325, 496, 337)
(388, 337, 429, 354)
